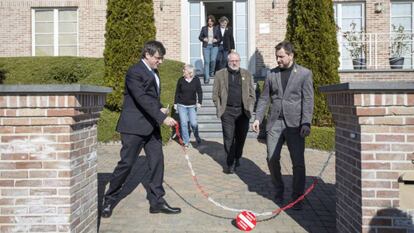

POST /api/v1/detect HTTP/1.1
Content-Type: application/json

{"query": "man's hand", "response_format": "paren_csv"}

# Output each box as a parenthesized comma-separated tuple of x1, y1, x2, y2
(213, 39, 217, 43)
(300, 125, 311, 137)
(163, 116, 177, 127)
(252, 120, 260, 133)
(160, 107, 169, 115)
(196, 103, 201, 109)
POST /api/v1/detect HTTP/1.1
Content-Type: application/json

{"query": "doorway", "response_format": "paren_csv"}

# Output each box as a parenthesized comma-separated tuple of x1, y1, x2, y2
(186, 0, 250, 75)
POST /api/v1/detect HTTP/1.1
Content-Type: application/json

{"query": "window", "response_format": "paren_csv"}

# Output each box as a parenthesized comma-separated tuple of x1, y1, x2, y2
(32, 8, 78, 56)
(391, 2, 413, 68)
(334, 3, 365, 69)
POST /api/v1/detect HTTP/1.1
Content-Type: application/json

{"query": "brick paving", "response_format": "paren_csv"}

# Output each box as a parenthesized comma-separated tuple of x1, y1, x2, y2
(97, 138, 336, 233)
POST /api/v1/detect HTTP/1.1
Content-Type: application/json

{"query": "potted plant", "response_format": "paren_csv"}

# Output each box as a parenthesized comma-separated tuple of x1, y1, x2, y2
(389, 24, 411, 69)
(343, 22, 367, 69)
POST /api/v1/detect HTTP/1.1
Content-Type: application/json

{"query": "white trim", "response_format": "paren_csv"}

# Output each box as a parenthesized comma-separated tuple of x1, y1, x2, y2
(76, 8, 79, 56)
(181, 0, 188, 62)
(248, 0, 256, 74)
(53, 9, 59, 56)
(31, 9, 35, 56)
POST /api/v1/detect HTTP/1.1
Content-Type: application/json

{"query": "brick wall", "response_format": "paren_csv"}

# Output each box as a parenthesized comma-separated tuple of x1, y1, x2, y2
(322, 82, 414, 233)
(340, 71, 414, 83)
(0, 85, 110, 232)
(0, 0, 107, 57)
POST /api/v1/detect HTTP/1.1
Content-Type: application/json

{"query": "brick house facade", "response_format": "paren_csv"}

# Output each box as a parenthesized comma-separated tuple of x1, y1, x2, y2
(1, 0, 413, 81)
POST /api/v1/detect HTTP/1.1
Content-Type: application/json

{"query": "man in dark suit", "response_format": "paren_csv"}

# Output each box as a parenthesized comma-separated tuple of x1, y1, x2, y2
(101, 40, 181, 218)
(216, 16, 235, 71)
(252, 41, 314, 210)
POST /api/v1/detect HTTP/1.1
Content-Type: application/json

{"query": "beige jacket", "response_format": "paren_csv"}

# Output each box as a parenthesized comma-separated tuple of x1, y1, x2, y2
(212, 68, 256, 118)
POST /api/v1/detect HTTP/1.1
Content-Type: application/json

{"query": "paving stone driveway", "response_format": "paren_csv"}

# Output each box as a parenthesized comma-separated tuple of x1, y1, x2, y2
(97, 138, 336, 233)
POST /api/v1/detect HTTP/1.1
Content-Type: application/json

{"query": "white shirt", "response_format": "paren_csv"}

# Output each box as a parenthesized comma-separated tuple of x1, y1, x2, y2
(142, 59, 160, 94)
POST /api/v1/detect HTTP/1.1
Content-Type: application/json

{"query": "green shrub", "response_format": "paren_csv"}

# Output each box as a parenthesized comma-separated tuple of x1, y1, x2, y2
(286, 0, 340, 127)
(0, 57, 105, 85)
(104, 0, 156, 111)
(305, 127, 335, 151)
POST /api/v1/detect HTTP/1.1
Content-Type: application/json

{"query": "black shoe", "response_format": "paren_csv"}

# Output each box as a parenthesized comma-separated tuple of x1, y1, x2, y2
(149, 202, 181, 214)
(223, 164, 235, 174)
(101, 199, 114, 218)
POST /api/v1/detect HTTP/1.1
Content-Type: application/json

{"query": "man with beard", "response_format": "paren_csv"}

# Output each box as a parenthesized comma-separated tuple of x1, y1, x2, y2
(212, 52, 256, 174)
(252, 41, 314, 210)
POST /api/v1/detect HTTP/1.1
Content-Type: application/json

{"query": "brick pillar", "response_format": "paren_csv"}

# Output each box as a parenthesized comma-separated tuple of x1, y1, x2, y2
(321, 82, 414, 233)
(0, 85, 111, 232)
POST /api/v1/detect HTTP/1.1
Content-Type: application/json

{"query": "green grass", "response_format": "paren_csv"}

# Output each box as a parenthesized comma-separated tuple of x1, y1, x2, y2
(0, 57, 184, 144)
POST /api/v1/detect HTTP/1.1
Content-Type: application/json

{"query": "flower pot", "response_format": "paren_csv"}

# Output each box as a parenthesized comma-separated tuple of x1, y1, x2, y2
(352, 58, 367, 70)
(389, 57, 404, 69)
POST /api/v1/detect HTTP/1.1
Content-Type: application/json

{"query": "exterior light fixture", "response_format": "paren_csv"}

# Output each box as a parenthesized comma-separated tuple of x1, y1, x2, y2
(374, 2, 384, 13)
(160, 0, 164, 11)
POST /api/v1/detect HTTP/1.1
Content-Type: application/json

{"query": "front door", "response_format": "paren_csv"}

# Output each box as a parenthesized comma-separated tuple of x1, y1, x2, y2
(187, 0, 249, 75)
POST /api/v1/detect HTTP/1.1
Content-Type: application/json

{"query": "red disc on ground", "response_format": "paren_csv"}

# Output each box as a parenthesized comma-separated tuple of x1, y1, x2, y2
(236, 211, 257, 231)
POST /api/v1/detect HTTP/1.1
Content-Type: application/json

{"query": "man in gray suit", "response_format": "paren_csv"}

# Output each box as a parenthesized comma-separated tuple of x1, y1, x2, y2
(213, 52, 256, 174)
(252, 41, 314, 210)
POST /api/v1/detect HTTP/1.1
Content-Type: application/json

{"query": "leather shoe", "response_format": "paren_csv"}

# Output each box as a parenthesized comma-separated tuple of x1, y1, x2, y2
(223, 164, 235, 174)
(101, 200, 114, 218)
(149, 202, 181, 214)
(275, 195, 284, 205)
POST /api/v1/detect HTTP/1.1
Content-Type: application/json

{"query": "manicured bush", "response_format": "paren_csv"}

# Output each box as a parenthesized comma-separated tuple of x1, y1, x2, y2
(104, 0, 156, 111)
(286, 0, 340, 127)
(305, 127, 335, 151)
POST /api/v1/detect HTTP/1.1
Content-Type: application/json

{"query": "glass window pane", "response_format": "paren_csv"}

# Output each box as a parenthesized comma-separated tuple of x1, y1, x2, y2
(392, 3, 412, 16)
(59, 46, 77, 56)
(59, 10, 77, 21)
(342, 19, 362, 31)
(35, 46, 54, 56)
(236, 43, 247, 57)
(190, 30, 200, 43)
(190, 16, 200, 29)
(59, 22, 77, 33)
(190, 44, 200, 57)
(391, 18, 412, 31)
(189, 3, 200, 15)
(35, 22, 53, 33)
(35, 34, 54, 45)
(342, 5, 362, 18)
(59, 34, 77, 45)
(235, 2, 246, 15)
(35, 10, 53, 21)
(236, 30, 247, 43)
(236, 16, 246, 29)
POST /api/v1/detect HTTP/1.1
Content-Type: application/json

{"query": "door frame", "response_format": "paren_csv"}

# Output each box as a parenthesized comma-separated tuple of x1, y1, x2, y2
(181, 0, 256, 74)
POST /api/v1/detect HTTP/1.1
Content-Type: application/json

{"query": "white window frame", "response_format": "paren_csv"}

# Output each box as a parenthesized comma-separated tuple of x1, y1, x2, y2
(334, 2, 366, 70)
(32, 8, 79, 56)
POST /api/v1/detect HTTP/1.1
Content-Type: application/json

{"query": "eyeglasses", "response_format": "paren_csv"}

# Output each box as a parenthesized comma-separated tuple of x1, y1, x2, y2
(229, 59, 240, 62)
(153, 55, 164, 60)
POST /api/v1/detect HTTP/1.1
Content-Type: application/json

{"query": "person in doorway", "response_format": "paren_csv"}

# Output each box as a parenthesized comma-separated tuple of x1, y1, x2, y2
(212, 52, 256, 174)
(216, 16, 235, 71)
(101, 40, 181, 218)
(199, 15, 221, 84)
(174, 64, 203, 148)
(252, 41, 314, 210)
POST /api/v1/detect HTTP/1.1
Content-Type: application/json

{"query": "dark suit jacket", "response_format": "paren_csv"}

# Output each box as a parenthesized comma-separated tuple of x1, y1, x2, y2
(255, 63, 314, 131)
(199, 25, 221, 47)
(116, 60, 167, 136)
(219, 27, 235, 51)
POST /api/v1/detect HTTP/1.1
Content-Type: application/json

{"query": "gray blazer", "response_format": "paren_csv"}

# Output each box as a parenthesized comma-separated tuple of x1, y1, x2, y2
(255, 63, 314, 131)
(212, 68, 256, 119)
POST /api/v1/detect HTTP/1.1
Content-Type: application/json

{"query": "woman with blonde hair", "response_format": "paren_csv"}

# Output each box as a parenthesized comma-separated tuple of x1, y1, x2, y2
(174, 64, 203, 147)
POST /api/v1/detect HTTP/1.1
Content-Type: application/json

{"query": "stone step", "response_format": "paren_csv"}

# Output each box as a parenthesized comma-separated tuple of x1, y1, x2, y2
(199, 131, 258, 138)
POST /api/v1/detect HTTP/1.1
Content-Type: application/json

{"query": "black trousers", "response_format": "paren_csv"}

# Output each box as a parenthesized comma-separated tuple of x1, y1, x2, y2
(104, 130, 165, 207)
(267, 119, 305, 199)
(216, 45, 229, 71)
(220, 106, 250, 166)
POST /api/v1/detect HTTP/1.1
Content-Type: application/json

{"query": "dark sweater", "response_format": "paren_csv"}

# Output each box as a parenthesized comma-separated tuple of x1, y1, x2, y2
(174, 77, 202, 105)
(280, 64, 294, 92)
(226, 68, 242, 107)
